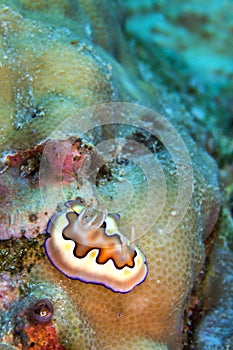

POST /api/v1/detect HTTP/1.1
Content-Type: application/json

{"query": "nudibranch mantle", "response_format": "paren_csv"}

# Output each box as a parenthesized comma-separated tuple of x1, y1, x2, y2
(44, 201, 148, 293)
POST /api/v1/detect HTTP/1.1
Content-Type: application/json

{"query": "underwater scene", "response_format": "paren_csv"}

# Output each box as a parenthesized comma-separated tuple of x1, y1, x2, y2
(0, 0, 232, 349)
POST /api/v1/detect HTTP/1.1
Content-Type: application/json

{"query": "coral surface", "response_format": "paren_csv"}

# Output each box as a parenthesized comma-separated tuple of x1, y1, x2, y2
(0, 0, 231, 349)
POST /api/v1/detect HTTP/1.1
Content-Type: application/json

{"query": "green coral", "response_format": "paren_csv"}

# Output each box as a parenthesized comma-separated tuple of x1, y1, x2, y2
(0, 0, 231, 349)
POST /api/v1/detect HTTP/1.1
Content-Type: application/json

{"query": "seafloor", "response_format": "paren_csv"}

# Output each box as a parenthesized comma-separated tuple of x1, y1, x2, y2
(0, 0, 232, 349)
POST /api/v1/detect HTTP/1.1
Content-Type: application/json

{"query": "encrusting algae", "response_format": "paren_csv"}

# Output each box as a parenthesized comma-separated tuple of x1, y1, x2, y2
(0, 1, 223, 349)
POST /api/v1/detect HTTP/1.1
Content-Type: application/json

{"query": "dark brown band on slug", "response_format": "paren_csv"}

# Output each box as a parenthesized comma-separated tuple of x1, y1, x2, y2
(63, 211, 136, 269)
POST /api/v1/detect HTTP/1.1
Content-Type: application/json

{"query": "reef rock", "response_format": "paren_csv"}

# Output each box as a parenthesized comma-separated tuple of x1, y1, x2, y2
(0, 1, 223, 350)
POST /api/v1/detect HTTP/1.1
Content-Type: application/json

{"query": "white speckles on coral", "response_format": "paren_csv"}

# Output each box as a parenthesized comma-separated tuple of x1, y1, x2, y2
(0, 4, 114, 153)
(0, 1, 223, 349)
(32, 134, 220, 348)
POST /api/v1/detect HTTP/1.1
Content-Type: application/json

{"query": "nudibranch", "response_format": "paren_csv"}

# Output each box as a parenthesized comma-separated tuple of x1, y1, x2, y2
(44, 201, 148, 293)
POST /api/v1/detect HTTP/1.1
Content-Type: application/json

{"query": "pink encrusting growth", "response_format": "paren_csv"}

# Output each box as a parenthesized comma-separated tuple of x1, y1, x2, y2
(44, 201, 148, 293)
(0, 138, 89, 240)
(4, 138, 87, 184)
(41, 139, 87, 184)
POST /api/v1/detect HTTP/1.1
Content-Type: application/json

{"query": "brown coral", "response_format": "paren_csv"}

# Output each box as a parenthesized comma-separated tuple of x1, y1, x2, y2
(0, 1, 222, 349)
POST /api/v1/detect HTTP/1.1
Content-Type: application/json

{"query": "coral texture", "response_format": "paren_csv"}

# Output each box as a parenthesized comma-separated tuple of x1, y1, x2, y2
(0, 1, 225, 349)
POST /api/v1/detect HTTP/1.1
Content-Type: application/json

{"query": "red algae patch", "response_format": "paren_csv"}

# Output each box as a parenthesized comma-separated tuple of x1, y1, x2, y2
(4, 138, 89, 186)
(0, 137, 99, 240)
(24, 323, 66, 350)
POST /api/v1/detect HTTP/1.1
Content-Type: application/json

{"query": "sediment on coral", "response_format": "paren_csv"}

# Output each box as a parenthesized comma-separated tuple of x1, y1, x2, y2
(0, 0, 231, 349)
